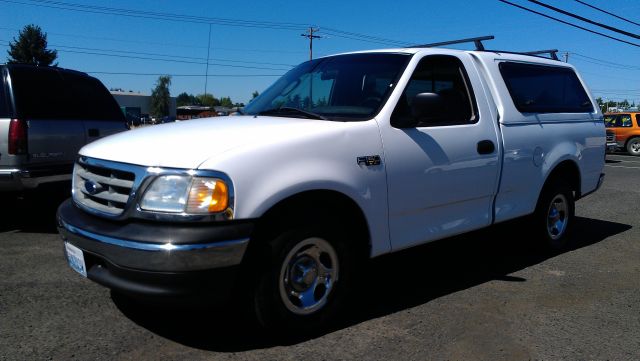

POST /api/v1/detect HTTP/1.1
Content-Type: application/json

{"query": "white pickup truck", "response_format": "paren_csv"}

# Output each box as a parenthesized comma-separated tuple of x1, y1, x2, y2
(57, 37, 605, 332)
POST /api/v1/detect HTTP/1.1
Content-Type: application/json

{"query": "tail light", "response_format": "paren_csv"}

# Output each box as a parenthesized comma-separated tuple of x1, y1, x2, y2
(8, 118, 28, 155)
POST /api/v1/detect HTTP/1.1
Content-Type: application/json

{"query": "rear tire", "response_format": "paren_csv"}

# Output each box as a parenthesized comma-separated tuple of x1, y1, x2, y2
(533, 182, 575, 250)
(252, 227, 352, 334)
(626, 137, 640, 156)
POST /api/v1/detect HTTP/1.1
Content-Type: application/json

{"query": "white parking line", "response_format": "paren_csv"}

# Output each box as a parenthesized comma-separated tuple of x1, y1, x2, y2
(607, 159, 640, 164)
(605, 165, 640, 169)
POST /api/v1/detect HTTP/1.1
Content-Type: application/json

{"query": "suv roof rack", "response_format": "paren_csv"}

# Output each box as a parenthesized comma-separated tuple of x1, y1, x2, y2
(520, 49, 559, 60)
(409, 36, 561, 61)
(484, 49, 560, 61)
(410, 35, 494, 51)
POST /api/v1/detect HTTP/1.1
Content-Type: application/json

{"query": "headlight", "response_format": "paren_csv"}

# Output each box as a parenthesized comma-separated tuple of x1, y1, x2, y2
(140, 175, 229, 214)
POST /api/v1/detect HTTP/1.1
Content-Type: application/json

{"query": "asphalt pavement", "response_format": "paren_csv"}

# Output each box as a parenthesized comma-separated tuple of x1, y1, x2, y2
(1, 154, 639, 360)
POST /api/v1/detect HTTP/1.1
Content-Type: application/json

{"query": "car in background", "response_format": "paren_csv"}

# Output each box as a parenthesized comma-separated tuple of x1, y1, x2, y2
(0, 64, 128, 191)
(604, 112, 640, 156)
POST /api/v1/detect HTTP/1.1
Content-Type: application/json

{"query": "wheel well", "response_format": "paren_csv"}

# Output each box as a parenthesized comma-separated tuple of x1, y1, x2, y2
(625, 136, 640, 147)
(544, 160, 581, 197)
(251, 190, 371, 259)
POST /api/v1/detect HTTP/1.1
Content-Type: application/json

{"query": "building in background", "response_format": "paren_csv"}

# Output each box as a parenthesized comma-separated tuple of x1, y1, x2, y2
(110, 91, 177, 121)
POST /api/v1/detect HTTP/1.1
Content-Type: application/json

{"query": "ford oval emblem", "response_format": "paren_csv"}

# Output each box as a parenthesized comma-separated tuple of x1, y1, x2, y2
(84, 180, 102, 195)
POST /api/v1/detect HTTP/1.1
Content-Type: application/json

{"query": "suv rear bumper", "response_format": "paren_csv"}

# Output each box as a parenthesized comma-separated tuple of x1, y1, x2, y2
(57, 199, 254, 297)
(0, 164, 72, 191)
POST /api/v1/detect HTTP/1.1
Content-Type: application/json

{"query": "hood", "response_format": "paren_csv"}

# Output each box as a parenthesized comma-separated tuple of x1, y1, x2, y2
(79, 116, 339, 169)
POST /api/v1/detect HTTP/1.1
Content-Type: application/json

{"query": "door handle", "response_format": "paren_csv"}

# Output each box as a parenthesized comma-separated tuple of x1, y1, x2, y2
(477, 140, 495, 154)
(88, 128, 100, 137)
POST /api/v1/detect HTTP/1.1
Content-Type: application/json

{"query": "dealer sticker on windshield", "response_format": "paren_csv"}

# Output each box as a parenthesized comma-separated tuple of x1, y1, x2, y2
(65, 242, 87, 278)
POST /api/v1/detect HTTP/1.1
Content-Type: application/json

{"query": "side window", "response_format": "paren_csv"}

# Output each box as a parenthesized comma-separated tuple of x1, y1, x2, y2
(10, 66, 73, 119)
(0, 70, 8, 118)
(62, 72, 125, 121)
(620, 114, 632, 127)
(499, 62, 593, 113)
(604, 115, 616, 127)
(636, 114, 640, 127)
(391, 55, 477, 127)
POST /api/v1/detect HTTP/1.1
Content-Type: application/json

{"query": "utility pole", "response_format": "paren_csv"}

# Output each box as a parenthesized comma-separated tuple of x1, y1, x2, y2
(301, 27, 321, 61)
(564, 51, 569, 63)
(204, 23, 212, 96)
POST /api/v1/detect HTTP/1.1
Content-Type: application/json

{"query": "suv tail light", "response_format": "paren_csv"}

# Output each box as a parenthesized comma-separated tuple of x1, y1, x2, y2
(8, 118, 28, 155)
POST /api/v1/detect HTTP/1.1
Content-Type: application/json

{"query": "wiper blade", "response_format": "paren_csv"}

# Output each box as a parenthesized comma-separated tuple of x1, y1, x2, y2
(258, 107, 328, 120)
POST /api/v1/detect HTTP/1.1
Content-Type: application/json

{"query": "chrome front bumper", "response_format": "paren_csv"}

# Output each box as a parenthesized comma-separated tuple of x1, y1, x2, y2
(56, 199, 253, 273)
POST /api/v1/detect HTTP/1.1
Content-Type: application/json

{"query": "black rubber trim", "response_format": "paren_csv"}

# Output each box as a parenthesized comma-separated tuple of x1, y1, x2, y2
(82, 248, 239, 298)
(58, 198, 255, 245)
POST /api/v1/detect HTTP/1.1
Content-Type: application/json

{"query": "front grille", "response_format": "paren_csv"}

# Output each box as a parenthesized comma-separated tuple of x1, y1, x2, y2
(73, 161, 136, 216)
(606, 130, 615, 143)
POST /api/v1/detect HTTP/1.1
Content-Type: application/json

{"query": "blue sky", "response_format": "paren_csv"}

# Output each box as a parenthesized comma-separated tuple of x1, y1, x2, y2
(1, 0, 639, 104)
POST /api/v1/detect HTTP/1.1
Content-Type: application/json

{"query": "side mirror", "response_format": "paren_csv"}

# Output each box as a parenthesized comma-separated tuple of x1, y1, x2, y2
(411, 92, 446, 120)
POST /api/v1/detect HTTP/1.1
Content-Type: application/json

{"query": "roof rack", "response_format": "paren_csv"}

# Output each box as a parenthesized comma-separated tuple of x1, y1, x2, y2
(520, 49, 559, 61)
(410, 35, 495, 51)
(409, 35, 561, 61)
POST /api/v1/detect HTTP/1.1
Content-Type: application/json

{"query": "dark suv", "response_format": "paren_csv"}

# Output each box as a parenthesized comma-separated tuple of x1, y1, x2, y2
(0, 64, 127, 191)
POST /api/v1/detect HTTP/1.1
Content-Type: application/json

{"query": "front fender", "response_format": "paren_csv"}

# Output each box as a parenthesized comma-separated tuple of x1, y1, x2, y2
(197, 119, 391, 256)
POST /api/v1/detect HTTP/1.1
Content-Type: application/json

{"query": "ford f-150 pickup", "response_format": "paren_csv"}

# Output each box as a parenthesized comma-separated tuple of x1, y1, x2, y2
(57, 37, 605, 332)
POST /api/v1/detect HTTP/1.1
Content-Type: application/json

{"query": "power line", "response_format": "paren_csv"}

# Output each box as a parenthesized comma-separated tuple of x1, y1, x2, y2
(321, 27, 411, 47)
(0, 0, 311, 30)
(498, 0, 640, 48)
(0, 39, 296, 66)
(527, 0, 640, 40)
(0, 40, 292, 70)
(574, 0, 640, 28)
(86, 72, 283, 77)
(570, 52, 640, 71)
(0, 26, 309, 53)
(0, 0, 417, 47)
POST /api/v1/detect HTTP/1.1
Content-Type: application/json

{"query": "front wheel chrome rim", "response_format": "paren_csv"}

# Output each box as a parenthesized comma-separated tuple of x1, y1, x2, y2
(547, 194, 568, 240)
(631, 141, 640, 153)
(279, 237, 339, 315)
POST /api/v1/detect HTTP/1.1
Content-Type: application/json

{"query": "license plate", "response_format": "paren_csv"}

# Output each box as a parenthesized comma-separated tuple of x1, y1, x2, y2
(65, 242, 87, 277)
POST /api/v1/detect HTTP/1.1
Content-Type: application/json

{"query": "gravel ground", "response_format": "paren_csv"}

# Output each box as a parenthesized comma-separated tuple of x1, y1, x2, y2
(1, 154, 638, 360)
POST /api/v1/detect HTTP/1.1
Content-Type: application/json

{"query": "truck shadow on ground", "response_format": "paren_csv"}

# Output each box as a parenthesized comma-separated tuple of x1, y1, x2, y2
(112, 215, 631, 352)
(0, 182, 71, 234)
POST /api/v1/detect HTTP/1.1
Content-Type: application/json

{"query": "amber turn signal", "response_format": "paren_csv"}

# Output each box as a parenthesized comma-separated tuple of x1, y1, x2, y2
(186, 177, 229, 213)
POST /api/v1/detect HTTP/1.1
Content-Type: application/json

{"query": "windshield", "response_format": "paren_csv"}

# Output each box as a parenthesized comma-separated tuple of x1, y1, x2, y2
(244, 53, 412, 121)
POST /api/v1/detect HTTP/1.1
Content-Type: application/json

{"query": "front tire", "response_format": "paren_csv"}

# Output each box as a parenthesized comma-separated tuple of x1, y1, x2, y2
(626, 137, 640, 156)
(252, 228, 352, 333)
(533, 182, 575, 250)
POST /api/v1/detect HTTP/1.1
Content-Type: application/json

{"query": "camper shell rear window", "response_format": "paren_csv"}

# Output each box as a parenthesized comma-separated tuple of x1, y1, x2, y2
(499, 62, 593, 114)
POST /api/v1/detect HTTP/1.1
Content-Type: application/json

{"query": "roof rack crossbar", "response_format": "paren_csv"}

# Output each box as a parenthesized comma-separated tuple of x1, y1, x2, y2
(411, 35, 495, 51)
(520, 49, 559, 60)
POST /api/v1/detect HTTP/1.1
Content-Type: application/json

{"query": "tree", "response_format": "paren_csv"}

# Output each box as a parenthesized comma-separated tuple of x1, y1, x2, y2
(7, 24, 58, 66)
(251, 91, 260, 100)
(150, 75, 172, 118)
(220, 96, 234, 108)
(197, 93, 220, 107)
(176, 92, 200, 107)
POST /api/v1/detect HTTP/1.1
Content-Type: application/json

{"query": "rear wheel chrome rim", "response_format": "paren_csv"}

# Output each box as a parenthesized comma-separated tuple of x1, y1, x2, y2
(630, 140, 640, 154)
(279, 237, 339, 315)
(547, 194, 568, 240)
